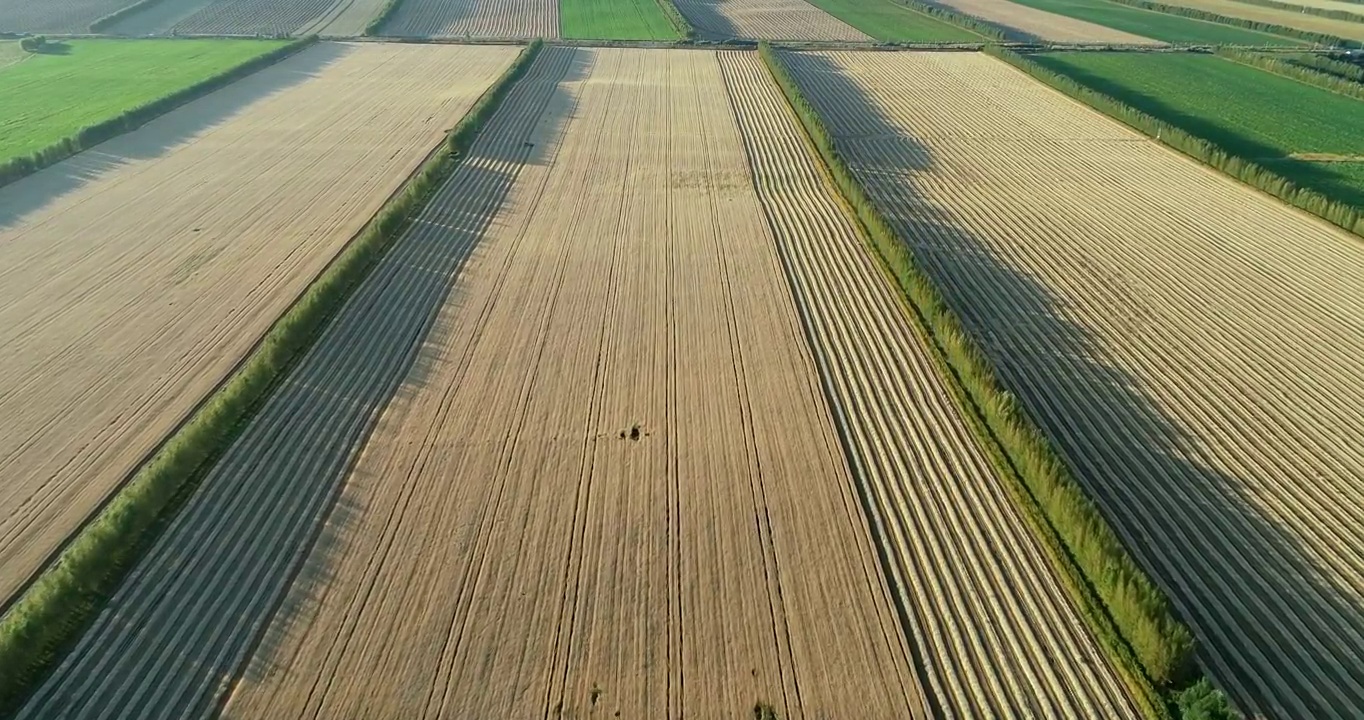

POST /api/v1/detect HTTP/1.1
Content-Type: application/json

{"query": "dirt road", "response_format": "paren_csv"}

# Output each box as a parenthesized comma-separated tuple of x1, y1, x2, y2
(0, 42, 516, 607)
(788, 48, 1364, 720)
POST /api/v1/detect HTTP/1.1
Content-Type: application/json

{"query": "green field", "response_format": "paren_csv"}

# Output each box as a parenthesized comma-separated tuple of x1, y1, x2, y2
(1033, 51, 1364, 206)
(1007, 0, 1304, 44)
(802, 0, 985, 41)
(0, 39, 288, 166)
(560, 0, 681, 39)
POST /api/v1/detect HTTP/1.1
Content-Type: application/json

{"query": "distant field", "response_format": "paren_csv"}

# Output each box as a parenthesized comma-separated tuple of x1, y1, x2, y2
(1033, 51, 1364, 206)
(0, 39, 287, 165)
(1005, 0, 1305, 43)
(1157, 0, 1364, 42)
(560, 0, 680, 39)
(802, 0, 984, 41)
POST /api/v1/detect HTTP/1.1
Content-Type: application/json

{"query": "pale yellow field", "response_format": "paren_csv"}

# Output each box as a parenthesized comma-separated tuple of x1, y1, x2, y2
(926, 0, 1160, 41)
(1161, 0, 1364, 39)
(382, 0, 558, 38)
(674, 0, 870, 40)
(789, 49, 1364, 720)
(0, 42, 517, 605)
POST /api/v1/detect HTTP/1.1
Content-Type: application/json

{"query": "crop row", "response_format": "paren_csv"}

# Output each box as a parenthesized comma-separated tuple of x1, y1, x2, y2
(0, 39, 542, 715)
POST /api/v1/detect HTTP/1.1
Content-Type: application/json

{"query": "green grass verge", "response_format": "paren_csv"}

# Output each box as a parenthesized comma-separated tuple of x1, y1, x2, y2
(0, 38, 544, 718)
(1029, 50, 1364, 215)
(561, 0, 682, 40)
(801, 0, 988, 41)
(0, 38, 298, 188)
(757, 39, 1199, 712)
(1005, 0, 1306, 44)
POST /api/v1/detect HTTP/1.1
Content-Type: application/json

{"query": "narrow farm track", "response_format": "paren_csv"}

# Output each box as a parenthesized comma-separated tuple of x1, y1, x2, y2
(922, 0, 1160, 42)
(381, 0, 558, 38)
(0, 42, 517, 609)
(672, 0, 869, 40)
(788, 49, 1364, 720)
(717, 50, 1139, 720)
(222, 46, 925, 720)
(0, 0, 137, 32)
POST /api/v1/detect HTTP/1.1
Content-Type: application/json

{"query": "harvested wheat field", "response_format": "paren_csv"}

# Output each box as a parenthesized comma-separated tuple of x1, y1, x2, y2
(787, 49, 1364, 720)
(107, 0, 387, 36)
(0, 0, 137, 32)
(1158, 0, 1364, 41)
(674, 0, 870, 40)
(925, 0, 1159, 42)
(18, 47, 925, 719)
(0, 42, 517, 609)
(717, 50, 1140, 719)
(381, 0, 558, 38)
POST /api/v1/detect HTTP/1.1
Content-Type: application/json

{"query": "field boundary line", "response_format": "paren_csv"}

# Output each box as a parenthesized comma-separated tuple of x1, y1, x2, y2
(1229, 0, 1364, 22)
(755, 42, 1218, 719)
(0, 40, 543, 717)
(653, 0, 696, 39)
(363, 0, 406, 35)
(0, 36, 313, 190)
(987, 46, 1363, 237)
(1103, 0, 1361, 45)
(1214, 46, 1364, 98)
(88, 0, 177, 31)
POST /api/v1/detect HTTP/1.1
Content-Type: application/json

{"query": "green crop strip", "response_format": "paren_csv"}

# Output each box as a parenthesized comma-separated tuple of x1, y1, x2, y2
(561, 0, 684, 40)
(1027, 50, 1364, 224)
(800, 0, 991, 41)
(1104, 0, 1358, 44)
(755, 41, 1216, 720)
(1004, 0, 1305, 44)
(0, 38, 545, 717)
(0, 38, 300, 188)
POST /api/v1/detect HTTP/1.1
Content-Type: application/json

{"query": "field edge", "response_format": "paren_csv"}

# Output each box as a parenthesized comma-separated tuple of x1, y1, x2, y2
(0, 40, 541, 716)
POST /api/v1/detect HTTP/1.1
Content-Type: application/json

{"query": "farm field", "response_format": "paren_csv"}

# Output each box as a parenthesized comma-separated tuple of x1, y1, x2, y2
(800, 0, 985, 41)
(924, 0, 1161, 42)
(0, 0, 137, 33)
(0, 39, 286, 168)
(560, 0, 680, 39)
(106, 0, 388, 36)
(18, 46, 930, 719)
(381, 0, 558, 37)
(1003, 0, 1306, 43)
(786, 48, 1364, 719)
(1157, 0, 1364, 40)
(673, 0, 869, 40)
(717, 50, 1140, 719)
(1033, 51, 1364, 207)
(1273, 0, 1364, 13)
(0, 42, 517, 610)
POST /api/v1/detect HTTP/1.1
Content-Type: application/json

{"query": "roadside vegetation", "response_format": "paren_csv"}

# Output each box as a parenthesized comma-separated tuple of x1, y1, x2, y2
(1002, 0, 1305, 43)
(561, 0, 684, 39)
(1026, 50, 1364, 223)
(365, 0, 404, 34)
(802, 0, 992, 41)
(0, 38, 296, 187)
(0, 38, 544, 718)
(1283, 51, 1364, 83)
(757, 40, 1226, 720)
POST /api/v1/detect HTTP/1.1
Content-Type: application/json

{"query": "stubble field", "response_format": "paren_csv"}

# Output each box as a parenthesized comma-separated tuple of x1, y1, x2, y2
(672, 0, 870, 40)
(0, 42, 517, 611)
(787, 48, 1364, 719)
(924, 0, 1161, 42)
(380, 0, 560, 37)
(104, 0, 389, 36)
(0, 0, 137, 33)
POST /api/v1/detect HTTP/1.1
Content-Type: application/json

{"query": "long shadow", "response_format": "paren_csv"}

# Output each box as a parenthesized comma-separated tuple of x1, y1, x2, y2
(670, 0, 745, 40)
(1031, 55, 1364, 208)
(784, 50, 1364, 719)
(0, 41, 346, 231)
(11, 47, 587, 720)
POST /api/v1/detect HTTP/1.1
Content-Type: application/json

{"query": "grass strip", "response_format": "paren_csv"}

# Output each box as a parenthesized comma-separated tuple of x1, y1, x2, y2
(1286, 51, 1364, 81)
(1218, 47, 1364, 98)
(757, 40, 1202, 709)
(364, 0, 405, 35)
(89, 0, 174, 32)
(1227, 0, 1364, 22)
(0, 37, 313, 190)
(990, 46, 1362, 234)
(0, 38, 544, 717)
(1106, 0, 1360, 44)
(560, 0, 682, 40)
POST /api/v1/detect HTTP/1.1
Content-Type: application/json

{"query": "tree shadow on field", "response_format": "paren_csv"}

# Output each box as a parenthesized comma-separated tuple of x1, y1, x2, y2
(782, 50, 1364, 720)
(0, 42, 349, 232)
(669, 0, 745, 41)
